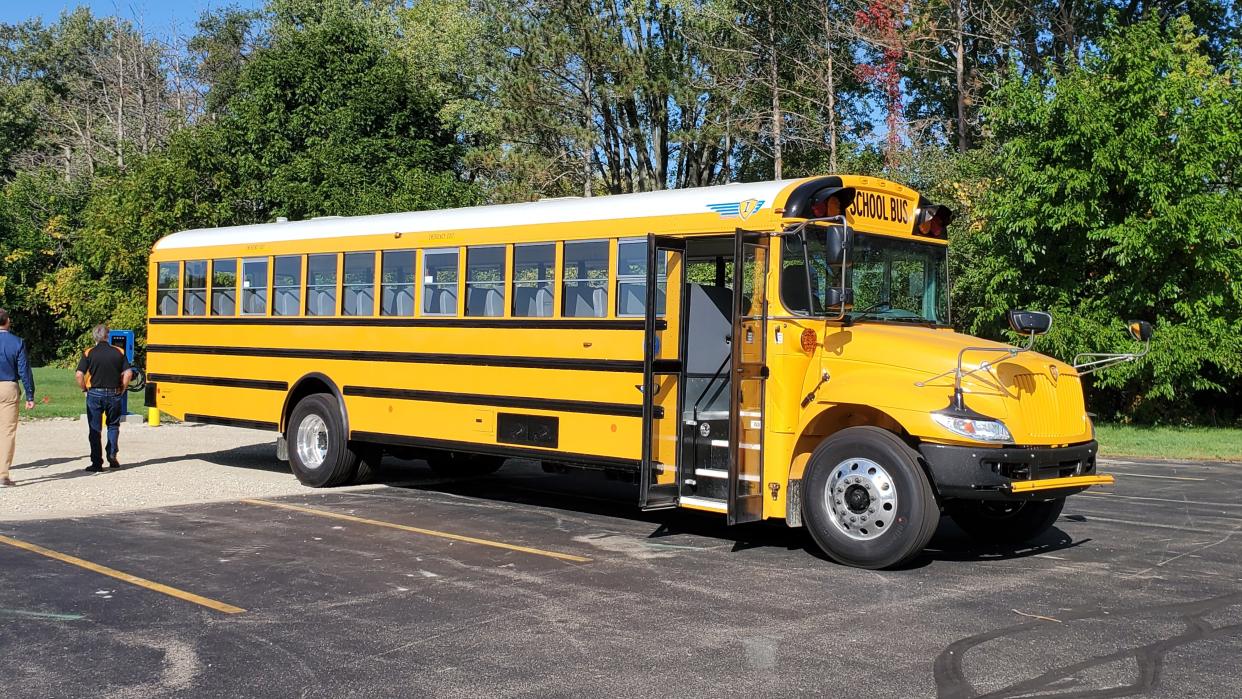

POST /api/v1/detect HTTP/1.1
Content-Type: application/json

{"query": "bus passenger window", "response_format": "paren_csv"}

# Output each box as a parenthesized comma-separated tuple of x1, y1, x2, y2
(616, 238, 666, 316)
(183, 260, 207, 316)
(423, 249, 458, 315)
(562, 240, 608, 318)
(241, 258, 269, 315)
(512, 243, 554, 317)
(156, 262, 180, 316)
(211, 259, 237, 315)
(380, 250, 416, 316)
(272, 256, 302, 316)
(342, 252, 375, 316)
(465, 246, 505, 317)
(306, 254, 337, 316)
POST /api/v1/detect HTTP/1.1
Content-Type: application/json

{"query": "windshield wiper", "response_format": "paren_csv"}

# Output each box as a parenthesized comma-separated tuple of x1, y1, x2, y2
(850, 301, 891, 318)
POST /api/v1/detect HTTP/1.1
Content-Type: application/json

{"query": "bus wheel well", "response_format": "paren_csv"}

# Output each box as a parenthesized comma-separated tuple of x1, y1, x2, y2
(282, 374, 349, 436)
(789, 405, 912, 483)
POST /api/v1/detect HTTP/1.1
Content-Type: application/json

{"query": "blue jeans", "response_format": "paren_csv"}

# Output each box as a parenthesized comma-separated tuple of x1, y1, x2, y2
(86, 390, 123, 467)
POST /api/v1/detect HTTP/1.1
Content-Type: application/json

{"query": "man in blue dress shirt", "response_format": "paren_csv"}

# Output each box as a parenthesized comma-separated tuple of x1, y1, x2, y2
(0, 308, 36, 487)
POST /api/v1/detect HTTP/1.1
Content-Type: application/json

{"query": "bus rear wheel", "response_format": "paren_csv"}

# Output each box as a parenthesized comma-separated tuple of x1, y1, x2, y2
(945, 498, 1064, 545)
(802, 427, 940, 569)
(426, 452, 505, 477)
(287, 394, 359, 488)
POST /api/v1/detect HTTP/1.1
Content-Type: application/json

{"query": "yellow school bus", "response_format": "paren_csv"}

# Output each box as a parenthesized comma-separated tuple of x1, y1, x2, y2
(145, 175, 1148, 568)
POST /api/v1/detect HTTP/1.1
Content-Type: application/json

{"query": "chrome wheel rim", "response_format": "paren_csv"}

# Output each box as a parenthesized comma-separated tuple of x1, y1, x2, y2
(295, 414, 329, 470)
(824, 458, 898, 541)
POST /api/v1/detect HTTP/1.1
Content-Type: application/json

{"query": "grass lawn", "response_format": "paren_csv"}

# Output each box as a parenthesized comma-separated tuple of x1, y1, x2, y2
(1095, 423, 1242, 462)
(18, 367, 147, 420)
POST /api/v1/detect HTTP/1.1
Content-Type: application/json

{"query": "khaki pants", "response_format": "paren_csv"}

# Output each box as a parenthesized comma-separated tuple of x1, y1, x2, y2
(0, 381, 18, 481)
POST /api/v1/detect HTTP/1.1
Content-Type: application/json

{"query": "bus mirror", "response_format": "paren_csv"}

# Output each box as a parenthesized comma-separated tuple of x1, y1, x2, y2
(823, 225, 851, 264)
(1007, 309, 1052, 336)
(826, 287, 854, 309)
(1127, 320, 1153, 343)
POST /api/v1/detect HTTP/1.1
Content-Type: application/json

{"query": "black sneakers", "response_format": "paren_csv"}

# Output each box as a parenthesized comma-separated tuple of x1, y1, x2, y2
(107, 457, 122, 470)
(85, 465, 103, 472)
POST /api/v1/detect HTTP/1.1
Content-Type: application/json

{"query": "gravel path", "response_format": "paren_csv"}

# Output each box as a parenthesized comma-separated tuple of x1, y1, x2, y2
(0, 419, 377, 521)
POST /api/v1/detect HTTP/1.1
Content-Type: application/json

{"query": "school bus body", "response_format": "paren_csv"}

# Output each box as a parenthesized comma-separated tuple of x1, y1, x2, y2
(146, 175, 1111, 567)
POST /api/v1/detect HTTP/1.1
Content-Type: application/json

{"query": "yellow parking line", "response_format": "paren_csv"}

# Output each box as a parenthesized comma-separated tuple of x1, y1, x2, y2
(0, 534, 245, 615)
(242, 499, 591, 564)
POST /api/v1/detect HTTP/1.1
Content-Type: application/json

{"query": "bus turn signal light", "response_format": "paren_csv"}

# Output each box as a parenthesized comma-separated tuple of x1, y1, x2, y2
(801, 328, 817, 353)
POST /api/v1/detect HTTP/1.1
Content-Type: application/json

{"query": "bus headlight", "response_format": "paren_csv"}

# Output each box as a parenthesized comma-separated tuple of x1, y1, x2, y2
(932, 413, 1013, 443)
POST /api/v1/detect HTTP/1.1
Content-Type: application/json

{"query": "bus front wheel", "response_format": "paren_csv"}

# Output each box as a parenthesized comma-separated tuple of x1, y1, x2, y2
(287, 394, 359, 488)
(802, 427, 940, 569)
(945, 498, 1064, 545)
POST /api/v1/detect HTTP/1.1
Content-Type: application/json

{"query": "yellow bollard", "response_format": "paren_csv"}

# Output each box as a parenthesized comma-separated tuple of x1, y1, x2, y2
(147, 407, 160, 427)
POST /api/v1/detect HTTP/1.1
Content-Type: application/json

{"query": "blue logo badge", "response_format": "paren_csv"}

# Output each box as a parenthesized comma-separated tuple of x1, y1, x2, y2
(707, 198, 765, 220)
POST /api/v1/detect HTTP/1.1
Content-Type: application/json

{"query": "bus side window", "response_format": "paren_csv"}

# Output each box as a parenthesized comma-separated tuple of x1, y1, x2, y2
(182, 260, 207, 316)
(381, 250, 416, 316)
(273, 255, 302, 316)
(423, 249, 458, 316)
(342, 252, 375, 316)
(156, 262, 180, 316)
(563, 240, 608, 318)
(616, 238, 665, 316)
(306, 254, 337, 316)
(512, 243, 554, 317)
(211, 259, 237, 315)
(241, 258, 269, 315)
(465, 246, 505, 317)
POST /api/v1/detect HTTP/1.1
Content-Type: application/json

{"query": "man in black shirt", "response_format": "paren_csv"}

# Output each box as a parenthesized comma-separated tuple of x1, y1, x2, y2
(75, 324, 132, 472)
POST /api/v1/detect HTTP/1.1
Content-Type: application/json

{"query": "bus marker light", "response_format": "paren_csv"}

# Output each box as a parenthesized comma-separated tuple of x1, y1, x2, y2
(801, 329, 817, 353)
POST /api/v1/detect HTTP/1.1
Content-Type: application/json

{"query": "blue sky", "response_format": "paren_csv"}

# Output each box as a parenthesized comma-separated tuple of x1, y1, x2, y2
(4, 1, 263, 38)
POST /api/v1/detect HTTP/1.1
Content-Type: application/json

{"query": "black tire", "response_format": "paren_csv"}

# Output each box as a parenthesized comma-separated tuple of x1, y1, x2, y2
(802, 427, 940, 569)
(350, 444, 384, 484)
(287, 394, 359, 488)
(426, 451, 506, 477)
(945, 497, 1065, 545)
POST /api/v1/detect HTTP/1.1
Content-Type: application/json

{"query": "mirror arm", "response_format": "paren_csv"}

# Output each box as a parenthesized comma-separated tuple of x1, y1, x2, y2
(916, 333, 1037, 409)
(1072, 339, 1151, 375)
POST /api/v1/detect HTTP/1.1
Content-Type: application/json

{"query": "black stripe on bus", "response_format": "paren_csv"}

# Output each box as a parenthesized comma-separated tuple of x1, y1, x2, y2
(343, 385, 647, 418)
(149, 316, 659, 331)
(351, 431, 640, 472)
(147, 373, 288, 391)
(184, 413, 279, 431)
(146, 344, 650, 373)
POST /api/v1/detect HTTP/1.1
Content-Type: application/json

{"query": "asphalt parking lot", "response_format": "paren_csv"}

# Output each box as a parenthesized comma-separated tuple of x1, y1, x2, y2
(1, 449, 1239, 698)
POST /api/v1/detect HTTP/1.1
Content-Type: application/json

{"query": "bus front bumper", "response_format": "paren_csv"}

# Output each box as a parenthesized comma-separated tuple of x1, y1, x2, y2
(918, 440, 1110, 500)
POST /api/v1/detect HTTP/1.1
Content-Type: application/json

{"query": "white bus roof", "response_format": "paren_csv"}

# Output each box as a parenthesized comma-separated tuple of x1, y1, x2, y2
(154, 179, 805, 250)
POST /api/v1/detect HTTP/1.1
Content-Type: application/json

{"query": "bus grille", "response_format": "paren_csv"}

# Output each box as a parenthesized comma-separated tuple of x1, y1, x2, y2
(1011, 373, 1083, 440)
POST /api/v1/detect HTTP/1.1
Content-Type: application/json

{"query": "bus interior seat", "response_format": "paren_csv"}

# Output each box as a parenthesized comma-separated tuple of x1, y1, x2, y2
(685, 283, 734, 415)
(159, 294, 178, 316)
(425, 288, 457, 315)
(514, 286, 553, 317)
(347, 287, 374, 315)
(212, 291, 235, 315)
(467, 286, 503, 316)
(273, 289, 298, 316)
(309, 289, 335, 316)
(781, 264, 822, 314)
(184, 290, 207, 315)
(565, 284, 606, 317)
(383, 286, 414, 316)
(618, 284, 666, 316)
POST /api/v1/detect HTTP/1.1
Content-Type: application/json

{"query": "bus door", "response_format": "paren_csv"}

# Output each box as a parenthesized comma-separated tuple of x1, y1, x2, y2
(729, 230, 769, 524)
(639, 235, 686, 510)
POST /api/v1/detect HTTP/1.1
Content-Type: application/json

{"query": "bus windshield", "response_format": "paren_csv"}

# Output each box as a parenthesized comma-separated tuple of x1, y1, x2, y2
(782, 230, 949, 325)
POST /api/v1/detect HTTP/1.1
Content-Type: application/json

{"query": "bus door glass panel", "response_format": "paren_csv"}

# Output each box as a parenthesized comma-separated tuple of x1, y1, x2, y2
(512, 243, 554, 317)
(562, 240, 608, 317)
(465, 246, 505, 317)
(182, 260, 207, 316)
(305, 254, 337, 316)
(381, 250, 416, 316)
(640, 235, 685, 510)
(272, 255, 301, 316)
(342, 252, 375, 316)
(211, 259, 237, 315)
(241, 258, 268, 315)
(423, 249, 459, 315)
(729, 231, 768, 525)
(156, 262, 179, 316)
(616, 238, 666, 316)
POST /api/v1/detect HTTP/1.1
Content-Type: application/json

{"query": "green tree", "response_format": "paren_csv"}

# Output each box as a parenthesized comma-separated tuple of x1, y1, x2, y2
(958, 15, 1242, 420)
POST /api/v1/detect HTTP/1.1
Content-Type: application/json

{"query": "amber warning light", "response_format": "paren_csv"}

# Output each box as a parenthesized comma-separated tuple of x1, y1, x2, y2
(800, 328, 818, 353)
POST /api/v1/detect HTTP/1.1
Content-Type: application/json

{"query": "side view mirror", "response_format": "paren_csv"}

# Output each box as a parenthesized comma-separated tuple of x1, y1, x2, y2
(822, 224, 852, 264)
(826, 287, 854, 309)
(1127, 320, 1153, 342)
(1007, 309, 1052, 336)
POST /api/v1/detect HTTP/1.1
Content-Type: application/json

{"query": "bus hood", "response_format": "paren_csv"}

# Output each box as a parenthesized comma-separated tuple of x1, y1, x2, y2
(821, 323, 1092, 446)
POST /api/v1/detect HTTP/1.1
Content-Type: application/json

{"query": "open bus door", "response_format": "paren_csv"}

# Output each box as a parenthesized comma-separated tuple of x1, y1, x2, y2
(729, 230, 769, 524)
(639, 235, 686, 510)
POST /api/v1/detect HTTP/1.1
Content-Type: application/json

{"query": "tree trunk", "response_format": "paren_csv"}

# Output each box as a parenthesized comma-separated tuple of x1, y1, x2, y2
(824, 11, 839, 173)
(767, 5, 782, 180)
(954, 1, 969, 153)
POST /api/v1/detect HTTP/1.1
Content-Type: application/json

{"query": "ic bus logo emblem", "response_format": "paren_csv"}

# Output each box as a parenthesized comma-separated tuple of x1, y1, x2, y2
(707, 198, 764, 220)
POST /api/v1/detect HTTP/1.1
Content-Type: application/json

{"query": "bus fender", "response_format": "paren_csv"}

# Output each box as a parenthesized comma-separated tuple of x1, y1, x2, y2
(282, 373, 350, 437)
